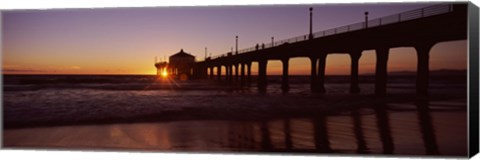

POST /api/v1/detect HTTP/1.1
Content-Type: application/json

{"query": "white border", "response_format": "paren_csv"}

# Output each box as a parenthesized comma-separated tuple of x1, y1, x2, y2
(0, 0, 468, 10)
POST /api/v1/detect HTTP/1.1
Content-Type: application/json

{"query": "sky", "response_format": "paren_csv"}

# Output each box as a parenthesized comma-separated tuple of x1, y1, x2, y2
(1, 2, 467, 75)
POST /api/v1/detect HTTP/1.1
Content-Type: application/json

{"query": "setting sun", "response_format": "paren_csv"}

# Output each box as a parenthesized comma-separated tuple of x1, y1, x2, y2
(161, 68, 168, 78)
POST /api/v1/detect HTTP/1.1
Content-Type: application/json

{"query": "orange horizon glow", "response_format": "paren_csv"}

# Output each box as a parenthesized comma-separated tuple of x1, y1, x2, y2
(3, 41, 467, 76)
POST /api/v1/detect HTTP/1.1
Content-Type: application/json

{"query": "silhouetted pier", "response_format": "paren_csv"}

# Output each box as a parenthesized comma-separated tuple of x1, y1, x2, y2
(194, 4, 467, 95)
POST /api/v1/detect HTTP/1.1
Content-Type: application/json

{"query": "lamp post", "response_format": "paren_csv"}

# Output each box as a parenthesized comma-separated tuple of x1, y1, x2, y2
(309, 7, 313, 40)
(271, 37, 274, 47)
(235, 36, 238, 54)
(365, 11, 369, 28)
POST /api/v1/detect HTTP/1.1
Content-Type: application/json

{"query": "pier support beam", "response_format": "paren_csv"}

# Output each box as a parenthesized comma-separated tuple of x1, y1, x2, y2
(415, 44, 432, 95)
(375, 48, 389, 96)
(225, 65, 229, 81)
(258, 60, 268, 93)
(217, 65, 222, 81)
(227, 65, 233, 83)
(240, 63, 246, 87)
(209, 67, 214, 79)
(204, 66, 209, 79)
(231, 65, 235, 83)
(310, 56, 318, 92)
(247, 62, 252, 84)
(281, 58, 290, 92)
(350, 51, 362, 93)
(235, 63, 239, 82)
(317, 54, 327, 93)
(225, 65, 229, 82)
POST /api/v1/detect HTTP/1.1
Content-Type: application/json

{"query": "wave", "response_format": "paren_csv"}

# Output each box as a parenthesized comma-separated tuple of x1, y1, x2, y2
(2, 74, 466, 91)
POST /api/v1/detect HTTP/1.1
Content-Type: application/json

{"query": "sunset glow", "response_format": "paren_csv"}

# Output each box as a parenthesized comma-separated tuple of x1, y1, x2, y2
(161, 68, 168, 78)
(2, 4, 467, 75)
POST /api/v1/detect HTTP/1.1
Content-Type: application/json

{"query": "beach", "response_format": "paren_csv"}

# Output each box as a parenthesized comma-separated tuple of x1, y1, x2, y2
(2, 73, 468, 156)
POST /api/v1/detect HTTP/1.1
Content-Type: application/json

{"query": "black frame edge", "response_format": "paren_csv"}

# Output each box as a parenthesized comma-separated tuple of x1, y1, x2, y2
(468, 1, 479, 158)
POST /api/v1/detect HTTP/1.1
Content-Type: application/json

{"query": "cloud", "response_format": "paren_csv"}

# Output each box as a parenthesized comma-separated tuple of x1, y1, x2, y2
(71, 66, 81, 70)
(3, 69, 46, 73)
(3, 64, 47, 73)
(3, 64, 21, 68)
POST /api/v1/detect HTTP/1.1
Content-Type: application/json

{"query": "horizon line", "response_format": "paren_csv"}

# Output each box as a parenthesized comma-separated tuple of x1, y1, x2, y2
(2, 68, 467, 76)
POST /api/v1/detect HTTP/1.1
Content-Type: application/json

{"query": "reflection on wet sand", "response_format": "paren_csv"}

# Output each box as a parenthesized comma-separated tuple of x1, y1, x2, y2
(416, 98, 439, 155)
(3, 99, 466, 156)
(352, 110, 368, 153)
(313, 115, 332, 153)
(374, 101, 394, 154)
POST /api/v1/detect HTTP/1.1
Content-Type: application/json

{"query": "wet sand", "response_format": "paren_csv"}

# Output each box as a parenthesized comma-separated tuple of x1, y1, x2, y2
(3, 99, 467, 156)
(3, 83, 466, 129)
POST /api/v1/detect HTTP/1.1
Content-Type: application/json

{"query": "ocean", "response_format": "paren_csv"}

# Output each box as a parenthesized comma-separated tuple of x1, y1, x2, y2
(2, 73, 468, 156)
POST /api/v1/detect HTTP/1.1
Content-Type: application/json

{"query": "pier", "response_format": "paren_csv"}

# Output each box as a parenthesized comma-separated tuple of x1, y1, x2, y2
(190, 4, 466, 95)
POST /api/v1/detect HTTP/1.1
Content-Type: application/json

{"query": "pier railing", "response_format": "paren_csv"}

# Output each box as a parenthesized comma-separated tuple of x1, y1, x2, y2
(208, 4, 452, 60)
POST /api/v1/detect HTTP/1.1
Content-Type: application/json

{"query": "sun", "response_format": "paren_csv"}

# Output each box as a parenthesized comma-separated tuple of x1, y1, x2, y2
(161, 68, 168, 78)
